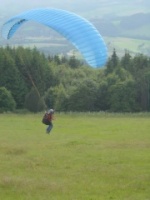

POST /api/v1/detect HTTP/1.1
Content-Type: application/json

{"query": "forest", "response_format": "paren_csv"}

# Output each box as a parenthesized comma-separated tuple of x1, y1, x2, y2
(0, 46, 150, 113)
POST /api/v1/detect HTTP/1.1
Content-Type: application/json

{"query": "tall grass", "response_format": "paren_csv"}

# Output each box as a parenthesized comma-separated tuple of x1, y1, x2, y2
(0, 112, 150, 200)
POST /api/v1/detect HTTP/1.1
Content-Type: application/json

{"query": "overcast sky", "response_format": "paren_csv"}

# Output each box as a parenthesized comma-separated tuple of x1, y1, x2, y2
(1, 0, 150, 18)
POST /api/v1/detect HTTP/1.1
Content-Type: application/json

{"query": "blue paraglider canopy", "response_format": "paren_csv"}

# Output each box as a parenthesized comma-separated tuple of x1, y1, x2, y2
(2, 8, 108, 68)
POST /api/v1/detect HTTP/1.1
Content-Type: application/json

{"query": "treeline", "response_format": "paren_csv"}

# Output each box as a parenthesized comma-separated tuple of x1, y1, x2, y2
(0, 46, 150, 113)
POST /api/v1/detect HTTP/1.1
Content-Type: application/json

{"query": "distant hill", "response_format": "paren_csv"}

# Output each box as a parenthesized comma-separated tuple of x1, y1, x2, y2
(92, 13, 150, 40)
(0, 0, 150, 57)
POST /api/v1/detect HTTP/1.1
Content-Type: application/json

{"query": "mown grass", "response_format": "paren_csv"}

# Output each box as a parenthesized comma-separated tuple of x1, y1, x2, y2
(0, 112, 150, 200)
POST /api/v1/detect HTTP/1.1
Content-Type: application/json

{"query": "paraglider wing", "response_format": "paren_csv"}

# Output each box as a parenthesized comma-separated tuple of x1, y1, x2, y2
(2, 8, 107, 68)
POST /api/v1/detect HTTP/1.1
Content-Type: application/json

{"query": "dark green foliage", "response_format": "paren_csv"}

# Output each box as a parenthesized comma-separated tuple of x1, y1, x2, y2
(0, 46, 150, 112)
(105, 49, 119, 75)
(0, 87, 16, 112)
(0, 47, 27, 108)
(68, 55, 81, 68)
(68, 79, 98, 111)
(109, 79, 138, 112)
(44, 87, 57, 109)
(0, 46, 54, 111)
(25, 88, 46, 112)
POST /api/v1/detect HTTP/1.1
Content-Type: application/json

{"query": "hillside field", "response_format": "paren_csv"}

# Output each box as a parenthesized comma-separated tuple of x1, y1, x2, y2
(3, 35, 150, 58)
(105, 37, 150, 56)
(0, 112, 150, 200)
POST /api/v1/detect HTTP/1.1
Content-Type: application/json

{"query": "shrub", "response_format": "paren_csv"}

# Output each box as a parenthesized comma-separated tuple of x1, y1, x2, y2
(0, 87, 16, 112)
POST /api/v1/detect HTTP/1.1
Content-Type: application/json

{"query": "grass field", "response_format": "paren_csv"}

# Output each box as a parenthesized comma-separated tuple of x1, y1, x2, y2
(0, 112, 150, 200)
(105, 37, 150, 56)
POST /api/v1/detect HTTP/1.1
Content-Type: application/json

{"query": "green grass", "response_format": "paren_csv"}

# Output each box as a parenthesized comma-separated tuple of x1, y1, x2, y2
(105, 37, 150, 56)
(0, 112, 150, 200)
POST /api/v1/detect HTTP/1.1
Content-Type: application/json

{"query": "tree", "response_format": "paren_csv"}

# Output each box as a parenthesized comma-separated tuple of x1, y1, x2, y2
(108, 79, 138, 112)
(120, 50, 132, 71)
(14, 47, 55, 96)
(0, 49, 28, 108)
(95, 80, 110, 111)
(44, 87, 58, 109)
(44, 84, 69, 111)
(68, 55, 80, 68)
(54, 84, 69, 111)
(68, 79, 98, 111)
(131, 54, 150, 111)
(0, 87, 16, 112)
(1, 46, 150, 112)
(25, 87, 46, 112)
(105, 49, 119, 75)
